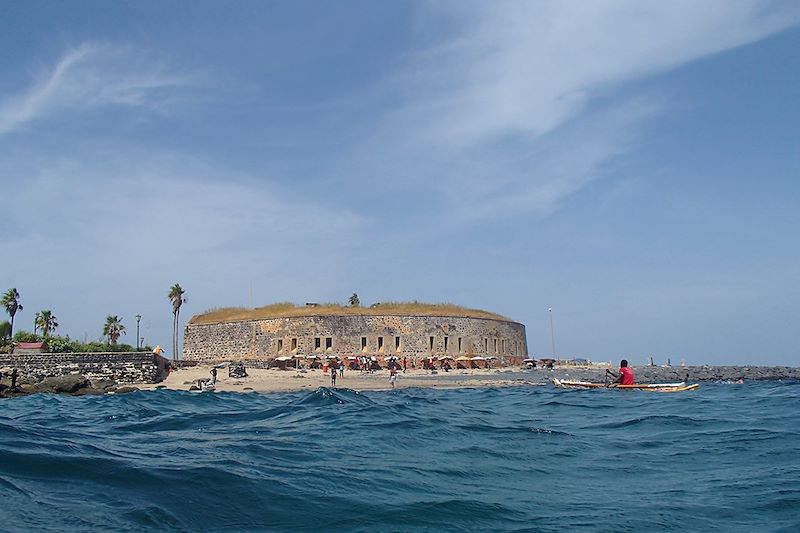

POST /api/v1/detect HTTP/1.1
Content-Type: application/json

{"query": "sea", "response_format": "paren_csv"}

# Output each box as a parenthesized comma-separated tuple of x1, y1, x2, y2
(1, 382, 798, 532)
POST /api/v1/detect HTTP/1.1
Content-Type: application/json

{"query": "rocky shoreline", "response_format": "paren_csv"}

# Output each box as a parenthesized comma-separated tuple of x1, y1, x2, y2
(0, 374, 139, 399)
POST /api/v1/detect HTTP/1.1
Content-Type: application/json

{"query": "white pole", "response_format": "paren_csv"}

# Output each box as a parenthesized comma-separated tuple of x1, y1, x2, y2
(548, 307, 558, 365)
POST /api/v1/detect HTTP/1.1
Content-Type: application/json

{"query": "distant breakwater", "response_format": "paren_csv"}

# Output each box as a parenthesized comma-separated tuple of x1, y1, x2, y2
(525, 365, 800, 383)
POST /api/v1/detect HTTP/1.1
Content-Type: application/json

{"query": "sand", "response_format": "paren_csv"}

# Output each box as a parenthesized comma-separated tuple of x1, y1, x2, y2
(136, 365, 539, 394)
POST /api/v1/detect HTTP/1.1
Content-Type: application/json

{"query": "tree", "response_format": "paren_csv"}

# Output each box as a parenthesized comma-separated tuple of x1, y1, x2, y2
(168, 283, 186, 360)
(349, 293, 360, 307)
(1, 288, 23, 338)
(35, 310, 58, 338)
(0, 321, 10, 342)
(102, 315, 126, 345)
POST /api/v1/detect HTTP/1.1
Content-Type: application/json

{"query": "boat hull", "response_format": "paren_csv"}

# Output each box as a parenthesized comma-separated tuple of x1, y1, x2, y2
(553, 378, 699, 392)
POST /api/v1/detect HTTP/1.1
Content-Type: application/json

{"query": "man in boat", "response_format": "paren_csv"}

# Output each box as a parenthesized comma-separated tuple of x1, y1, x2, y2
(606, 359, 635, 386)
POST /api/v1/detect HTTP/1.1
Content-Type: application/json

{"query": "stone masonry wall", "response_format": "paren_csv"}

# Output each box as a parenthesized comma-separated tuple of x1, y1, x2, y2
(184, 315, 528, 363)
(0, 352, 171, 384)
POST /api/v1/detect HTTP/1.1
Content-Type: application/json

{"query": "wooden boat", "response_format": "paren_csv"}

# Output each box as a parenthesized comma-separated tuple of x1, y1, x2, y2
(552, 378, 699, 392)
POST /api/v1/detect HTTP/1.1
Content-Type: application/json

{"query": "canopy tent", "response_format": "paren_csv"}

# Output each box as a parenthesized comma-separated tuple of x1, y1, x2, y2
(470, 356, 487, 369)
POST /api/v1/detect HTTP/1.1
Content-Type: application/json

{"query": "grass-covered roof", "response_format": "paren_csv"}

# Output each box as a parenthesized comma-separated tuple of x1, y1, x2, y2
(190, 302, 513, 325)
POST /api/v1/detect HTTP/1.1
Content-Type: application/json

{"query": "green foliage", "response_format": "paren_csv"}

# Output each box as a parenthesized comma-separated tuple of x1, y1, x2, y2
(35, 310, 58, 337)
(13, 331, 41, 343)
(1, 288, 22, 319)
(349, 293, 360, 307)
(102, 315, 126, 345)
(7, 330, 143, 353)
(168, 283, 186, 314)
(45, 336, 75, 353)
(0, 320, 10, 342)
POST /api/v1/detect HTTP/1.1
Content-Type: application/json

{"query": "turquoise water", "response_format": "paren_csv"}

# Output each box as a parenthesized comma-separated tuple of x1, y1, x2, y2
(1, 383, 798, 532)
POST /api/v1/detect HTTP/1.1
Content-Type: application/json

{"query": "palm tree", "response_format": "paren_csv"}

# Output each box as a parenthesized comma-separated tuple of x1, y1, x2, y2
(35, 310, 58, 338)
(168, 283, 186, 360)
(1, 288, 23, 337)
(102, 315, 126, 345)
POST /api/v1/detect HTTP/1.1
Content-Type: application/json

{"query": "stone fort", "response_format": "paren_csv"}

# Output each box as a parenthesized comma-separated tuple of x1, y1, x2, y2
(183, 303, 528, 363)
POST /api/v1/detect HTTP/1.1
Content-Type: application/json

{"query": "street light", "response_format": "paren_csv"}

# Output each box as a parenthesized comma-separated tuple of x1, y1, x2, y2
(548, 307, 558, 365)
(135, 314, 142, 350)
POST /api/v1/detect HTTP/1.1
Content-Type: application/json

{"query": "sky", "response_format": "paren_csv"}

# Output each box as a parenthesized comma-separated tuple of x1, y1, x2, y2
(1, 1, 798, 365)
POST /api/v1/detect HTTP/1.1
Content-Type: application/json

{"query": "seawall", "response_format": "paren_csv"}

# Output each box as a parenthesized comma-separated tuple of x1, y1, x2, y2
(0, 352, 171, 384)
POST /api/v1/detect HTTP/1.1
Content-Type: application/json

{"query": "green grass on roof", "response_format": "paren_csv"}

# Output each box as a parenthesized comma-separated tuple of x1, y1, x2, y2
(190, 301, 512, 324)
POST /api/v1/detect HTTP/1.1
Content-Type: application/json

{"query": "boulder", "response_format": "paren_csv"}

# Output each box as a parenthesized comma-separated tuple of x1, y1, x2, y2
(114, 386, 139, 394)
(74, 388, 106, 396)
(91, 379, 117, 391)
(35, 375, 90, 394)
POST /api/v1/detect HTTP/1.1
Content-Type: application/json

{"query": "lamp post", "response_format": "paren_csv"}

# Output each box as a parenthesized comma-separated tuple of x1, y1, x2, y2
(548, 307, 558, 365)
(135, 314, 142, 350)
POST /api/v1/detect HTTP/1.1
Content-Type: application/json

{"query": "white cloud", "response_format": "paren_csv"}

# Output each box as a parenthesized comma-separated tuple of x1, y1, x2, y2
(0, 43, 193, 135)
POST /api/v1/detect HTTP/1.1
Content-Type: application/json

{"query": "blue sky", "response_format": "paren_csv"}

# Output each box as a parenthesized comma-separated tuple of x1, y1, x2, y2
(1, 1, 798, 365)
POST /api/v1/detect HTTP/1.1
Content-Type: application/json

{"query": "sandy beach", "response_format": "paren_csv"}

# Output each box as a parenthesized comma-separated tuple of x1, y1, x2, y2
(133, 363, 800, 394)
(136, 365, 539, 393)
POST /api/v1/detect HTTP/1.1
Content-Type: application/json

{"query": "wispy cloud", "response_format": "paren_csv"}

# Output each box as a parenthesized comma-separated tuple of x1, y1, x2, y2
(0, 43, 194, 135)
(350, 0, 800, 218)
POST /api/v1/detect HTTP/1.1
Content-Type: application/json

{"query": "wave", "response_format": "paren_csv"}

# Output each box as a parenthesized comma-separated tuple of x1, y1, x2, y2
(1, 383, 799, 531)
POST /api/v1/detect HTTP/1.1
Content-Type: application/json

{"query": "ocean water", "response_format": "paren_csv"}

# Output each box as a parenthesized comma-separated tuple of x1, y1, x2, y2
(1, 382, 798, 532)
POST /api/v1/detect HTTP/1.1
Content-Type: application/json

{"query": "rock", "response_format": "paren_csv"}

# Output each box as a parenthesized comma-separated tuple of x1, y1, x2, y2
(91, 379, 117, 391)
(114, 386, 139, 394)
(35, 375, 90, 394)
(189, 385, 200, 391)
(74, 388, 106, 396)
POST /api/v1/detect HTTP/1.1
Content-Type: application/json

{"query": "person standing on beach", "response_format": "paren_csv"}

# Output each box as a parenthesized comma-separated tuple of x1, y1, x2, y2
(606, 359, 635, 385)
(339, 361, 344, 378)
(403, 356, 407, 373)
(389, 366, 397, 388)
(331, 364, 337, 387)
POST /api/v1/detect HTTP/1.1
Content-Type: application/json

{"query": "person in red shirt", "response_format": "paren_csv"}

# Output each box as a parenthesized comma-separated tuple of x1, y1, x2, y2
(606, 359, 635, 386)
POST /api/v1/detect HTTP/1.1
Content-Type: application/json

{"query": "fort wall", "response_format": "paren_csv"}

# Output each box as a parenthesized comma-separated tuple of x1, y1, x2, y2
(183, 314, 528, 363)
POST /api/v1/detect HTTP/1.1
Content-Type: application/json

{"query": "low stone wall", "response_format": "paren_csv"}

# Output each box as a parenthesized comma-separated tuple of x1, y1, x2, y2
(0, 352, 171, 384)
